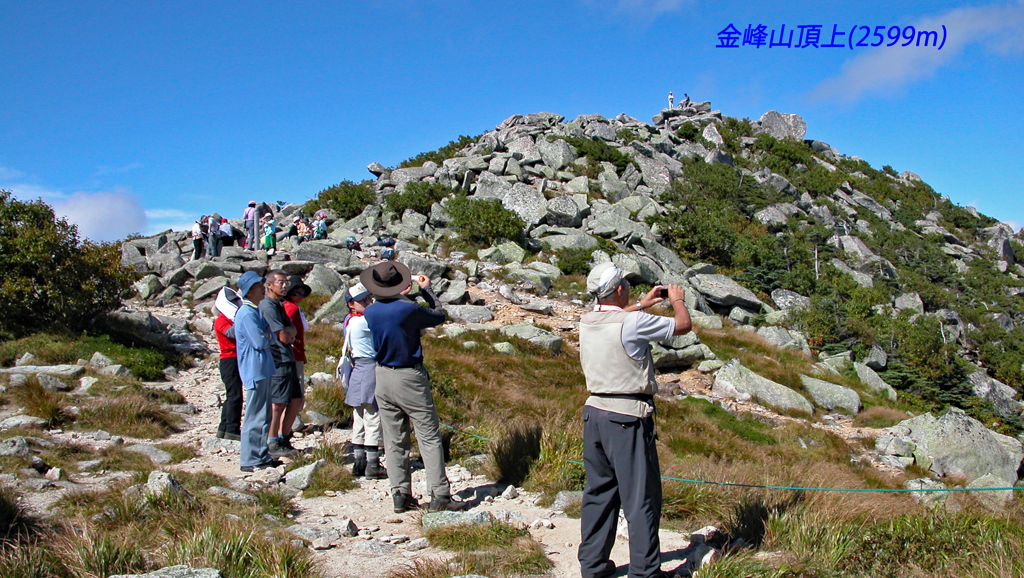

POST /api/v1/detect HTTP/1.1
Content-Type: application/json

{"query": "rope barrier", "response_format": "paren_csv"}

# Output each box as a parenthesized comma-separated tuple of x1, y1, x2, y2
(440, 421, 1024, 493)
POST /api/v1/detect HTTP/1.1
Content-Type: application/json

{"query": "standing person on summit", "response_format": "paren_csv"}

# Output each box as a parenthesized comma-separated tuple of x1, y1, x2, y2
(361, 261, 468, 513)
(259, 269, 301, 457)
(206, 214, 221, 258)
(243, 201, 258, 249)
(667, 91, 674, 109)
(577, 262, 692, 578)
(190, 218, 205, 261)
(234, 271, 280, 472)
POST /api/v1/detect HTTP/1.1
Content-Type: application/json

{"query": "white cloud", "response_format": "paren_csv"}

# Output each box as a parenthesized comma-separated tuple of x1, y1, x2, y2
(145, 208, 195, 235)
(811, 2, 1024, 102)
(94, 162, 142, 177)
(0, 165, 26, 181)
(6, 182, 66, 201)
(145, 208, 190, 220)
(50, 188, 148, 242)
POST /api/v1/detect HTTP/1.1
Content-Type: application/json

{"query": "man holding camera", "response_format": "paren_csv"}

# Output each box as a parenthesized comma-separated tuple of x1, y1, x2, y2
(578, 262, 692, 578)
(360, 261, 469, 514)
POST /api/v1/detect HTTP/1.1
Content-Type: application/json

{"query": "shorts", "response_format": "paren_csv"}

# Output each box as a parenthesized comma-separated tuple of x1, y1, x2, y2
(270, 363, 303, 404)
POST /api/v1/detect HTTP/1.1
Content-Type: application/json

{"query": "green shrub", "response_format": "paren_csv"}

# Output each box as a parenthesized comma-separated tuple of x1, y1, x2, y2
(550, 135, 635, 176)
(676, 122, 702, 141)
(384, 181, 453, 216)
(445, 197, 524, 245)
(615, 128, 640, 143)
(302, 180, 374, 220)
(553, 248, 592, 276)
(398, 134, 480, 168)
(0, 190, 136, 339)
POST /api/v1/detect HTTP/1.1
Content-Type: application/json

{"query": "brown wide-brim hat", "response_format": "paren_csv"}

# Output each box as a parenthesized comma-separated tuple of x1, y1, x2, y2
(360, 261, 412, 298)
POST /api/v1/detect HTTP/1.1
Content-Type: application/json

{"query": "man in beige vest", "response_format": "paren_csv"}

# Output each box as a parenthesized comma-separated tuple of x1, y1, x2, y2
(578, 262, 692, 578)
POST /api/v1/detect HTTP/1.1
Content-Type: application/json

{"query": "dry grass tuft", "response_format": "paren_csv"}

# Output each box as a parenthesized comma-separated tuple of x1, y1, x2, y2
(76, 395, 180, 438)
(486, 421, 542, 486)
(9, 380, 73, 428)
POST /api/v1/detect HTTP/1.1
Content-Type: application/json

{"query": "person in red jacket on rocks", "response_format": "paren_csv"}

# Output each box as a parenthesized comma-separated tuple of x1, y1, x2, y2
(214, 287, 245, 440)
(278, 275, 311, 447)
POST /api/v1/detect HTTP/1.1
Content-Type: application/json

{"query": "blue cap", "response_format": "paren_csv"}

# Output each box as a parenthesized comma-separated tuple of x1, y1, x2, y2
(237, 271, 263, 298)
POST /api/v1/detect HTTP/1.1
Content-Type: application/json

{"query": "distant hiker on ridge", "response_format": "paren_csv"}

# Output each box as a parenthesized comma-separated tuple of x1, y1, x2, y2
(243, 201, 258, 249)
(681, 93, 690, 108)
(667, 91, 674, 109)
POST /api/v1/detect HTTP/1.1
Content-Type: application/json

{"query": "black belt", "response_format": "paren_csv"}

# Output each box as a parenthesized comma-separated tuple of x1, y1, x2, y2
(589, 392, 654, 403)
(377, 363, 423, 370)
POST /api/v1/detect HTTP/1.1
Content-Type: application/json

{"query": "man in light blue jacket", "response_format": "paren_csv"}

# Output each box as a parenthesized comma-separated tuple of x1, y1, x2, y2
(234, 271, 281, 472)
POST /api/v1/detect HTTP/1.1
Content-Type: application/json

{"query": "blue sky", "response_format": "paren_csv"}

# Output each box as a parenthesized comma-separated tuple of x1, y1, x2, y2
(2, 1, 1022, 241)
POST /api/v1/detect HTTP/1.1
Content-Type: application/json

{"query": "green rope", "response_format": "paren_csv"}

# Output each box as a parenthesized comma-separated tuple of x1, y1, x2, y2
(441, 422, 1024, 493)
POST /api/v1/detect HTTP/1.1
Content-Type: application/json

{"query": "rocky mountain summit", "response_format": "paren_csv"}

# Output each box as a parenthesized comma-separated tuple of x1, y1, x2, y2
(116, 103, 1024, 502)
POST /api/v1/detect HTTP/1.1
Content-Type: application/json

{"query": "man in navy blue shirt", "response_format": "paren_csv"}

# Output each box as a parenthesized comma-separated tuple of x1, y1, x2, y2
(361, 261, 469, 514)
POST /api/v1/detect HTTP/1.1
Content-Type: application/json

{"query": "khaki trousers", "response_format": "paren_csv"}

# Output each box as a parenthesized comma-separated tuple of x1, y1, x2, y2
(374, 364, 451, 498)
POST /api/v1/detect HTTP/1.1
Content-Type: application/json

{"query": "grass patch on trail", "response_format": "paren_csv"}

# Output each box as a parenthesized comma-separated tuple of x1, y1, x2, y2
(156, 442, 197, 464)
(401, 521, 552, 578)
(76, 395, 181, 438)
(0, 332, 180, 381)
(853, 405, 909, 429)
(285, 444, 357, 495)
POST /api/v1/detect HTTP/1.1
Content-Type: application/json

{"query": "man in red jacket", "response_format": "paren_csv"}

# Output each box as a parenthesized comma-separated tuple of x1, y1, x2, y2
(215, 307, 243, 441)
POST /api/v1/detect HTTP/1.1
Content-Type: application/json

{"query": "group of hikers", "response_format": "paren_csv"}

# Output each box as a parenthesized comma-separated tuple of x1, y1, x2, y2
(190, 201, 329, 260)
(208, 246, 696, 576)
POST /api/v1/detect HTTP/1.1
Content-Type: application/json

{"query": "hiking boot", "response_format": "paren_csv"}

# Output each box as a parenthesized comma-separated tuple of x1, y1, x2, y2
(392, 491, 420, 514)
(279, 436, 296, 451)
(240, 458, 283, 473)
(352, 456, 367, 477)
(428, 495, 470, 513)
(364, 458, 387, 480)
(268, 440, 295, 458)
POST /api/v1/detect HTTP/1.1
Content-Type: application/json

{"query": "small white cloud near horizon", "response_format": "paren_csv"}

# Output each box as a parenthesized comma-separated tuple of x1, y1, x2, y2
(50, 188, 148, 242)
(94, 162, 143, 177)
(0, 165, 27, 181)
(811, 2, 1024, 103)
(145, 208, 195, 235)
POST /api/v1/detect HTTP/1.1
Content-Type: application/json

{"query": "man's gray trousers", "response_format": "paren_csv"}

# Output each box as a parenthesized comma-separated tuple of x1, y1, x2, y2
(578, 405, 662, 578)
(374, 364, 451, 498)
(240, 377, 271, 467)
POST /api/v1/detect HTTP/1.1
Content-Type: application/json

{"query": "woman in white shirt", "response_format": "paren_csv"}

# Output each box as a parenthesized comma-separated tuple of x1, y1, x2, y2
(338, 282, 386, 479)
